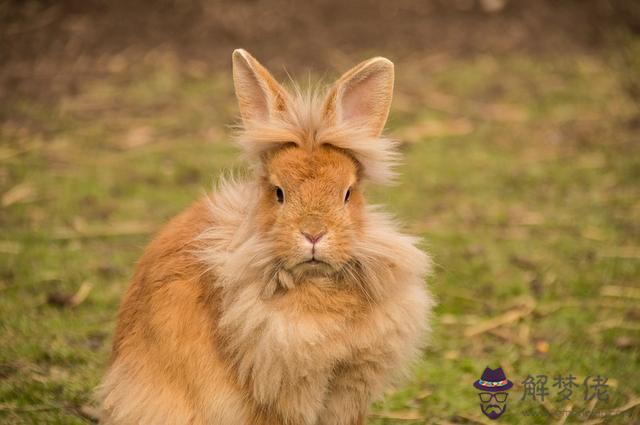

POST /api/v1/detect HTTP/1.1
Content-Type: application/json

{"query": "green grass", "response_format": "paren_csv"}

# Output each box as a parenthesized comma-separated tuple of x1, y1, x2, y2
(1, 41, 639, 423)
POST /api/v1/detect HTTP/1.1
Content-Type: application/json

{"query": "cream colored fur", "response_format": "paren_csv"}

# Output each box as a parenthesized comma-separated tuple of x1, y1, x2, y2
(99, 49, 434, 425)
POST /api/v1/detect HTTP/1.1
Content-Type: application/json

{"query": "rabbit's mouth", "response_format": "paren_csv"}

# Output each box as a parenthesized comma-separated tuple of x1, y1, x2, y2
(296, 257, 334, 273)
(301, 258, 329, 266)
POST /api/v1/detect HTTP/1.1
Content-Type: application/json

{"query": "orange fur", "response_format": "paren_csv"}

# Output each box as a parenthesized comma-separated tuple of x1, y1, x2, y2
(100, 50, 434, 425)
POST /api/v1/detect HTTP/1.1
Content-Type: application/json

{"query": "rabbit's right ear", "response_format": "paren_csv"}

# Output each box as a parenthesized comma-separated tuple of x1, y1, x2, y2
(322, 57, 394, 137)
(232, 49, 290, 125)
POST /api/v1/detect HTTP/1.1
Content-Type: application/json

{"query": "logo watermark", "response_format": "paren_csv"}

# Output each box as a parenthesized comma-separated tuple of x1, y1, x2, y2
(472, 367, 630, 421)
(473, 367, 513, 420)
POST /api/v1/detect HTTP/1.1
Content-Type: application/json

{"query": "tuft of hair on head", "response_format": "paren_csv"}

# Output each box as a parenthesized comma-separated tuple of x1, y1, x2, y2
(231, 49, 400, 184)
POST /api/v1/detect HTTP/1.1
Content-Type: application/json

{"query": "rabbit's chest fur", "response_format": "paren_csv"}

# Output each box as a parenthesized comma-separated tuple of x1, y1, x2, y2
(202, 180, 432, 421)
(216, 272, 429, 424)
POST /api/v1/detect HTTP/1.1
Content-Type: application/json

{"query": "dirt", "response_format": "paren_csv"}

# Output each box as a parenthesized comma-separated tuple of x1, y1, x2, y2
(0, 0, 638, 103)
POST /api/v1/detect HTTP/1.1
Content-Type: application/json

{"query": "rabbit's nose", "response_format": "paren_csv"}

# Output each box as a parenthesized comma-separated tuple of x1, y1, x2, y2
(302, 230, 326, 244)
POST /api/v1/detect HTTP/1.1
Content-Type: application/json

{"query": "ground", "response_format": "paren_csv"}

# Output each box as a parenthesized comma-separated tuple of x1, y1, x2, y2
(1, 1, 639, 424)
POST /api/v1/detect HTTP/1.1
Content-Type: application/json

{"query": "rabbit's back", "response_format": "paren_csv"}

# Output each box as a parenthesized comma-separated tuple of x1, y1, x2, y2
(100, 196, 234, 424)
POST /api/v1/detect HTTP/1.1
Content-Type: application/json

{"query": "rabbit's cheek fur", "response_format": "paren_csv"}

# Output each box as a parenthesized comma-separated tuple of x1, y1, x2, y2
(259, 146, 363, 274)
(272, 211, 357, 273)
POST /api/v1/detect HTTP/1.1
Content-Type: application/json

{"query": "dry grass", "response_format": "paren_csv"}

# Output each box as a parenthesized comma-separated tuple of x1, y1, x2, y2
(1, 12, 639, 423)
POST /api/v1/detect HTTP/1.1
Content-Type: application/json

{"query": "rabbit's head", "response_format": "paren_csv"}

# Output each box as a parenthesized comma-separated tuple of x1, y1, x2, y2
(232, 49, 397, 281)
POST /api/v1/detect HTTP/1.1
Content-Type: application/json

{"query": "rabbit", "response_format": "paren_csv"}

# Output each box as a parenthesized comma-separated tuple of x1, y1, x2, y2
(99, 49, 434, 425)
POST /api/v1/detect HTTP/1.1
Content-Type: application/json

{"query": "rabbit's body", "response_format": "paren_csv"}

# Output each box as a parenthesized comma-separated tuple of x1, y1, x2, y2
(101, 50, 433, 425)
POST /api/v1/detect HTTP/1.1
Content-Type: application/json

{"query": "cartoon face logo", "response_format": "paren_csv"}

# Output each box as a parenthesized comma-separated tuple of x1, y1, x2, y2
(473, 367, 513, 420)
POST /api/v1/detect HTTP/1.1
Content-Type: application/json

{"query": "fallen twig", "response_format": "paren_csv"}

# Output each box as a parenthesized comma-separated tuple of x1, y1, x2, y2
(541, 399, 556, 417)
(590, 319, 640, 333)
(47, 282, 93, 308)
(50, 222, 156, 240)
(488, 328, 529, 348)
(580, 419, 604, 425)
(584, 392, 599, 417)
(0, 402, 60, 412)
(537, 298, 636, 316)
(600, 285, 640, 300)
(555, 403, 573, 425)
(608, 395, 640, 416)
(368, 409, 424, 421)
(600, 248, 640, 260)
(464, 299, 535, 338)
(451, 413, 493, 425)
(70, 282, 93, 307)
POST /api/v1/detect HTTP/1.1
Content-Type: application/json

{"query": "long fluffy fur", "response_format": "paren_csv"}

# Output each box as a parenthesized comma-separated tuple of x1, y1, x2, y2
(237, 86, 401, 184)
(100, 60, 433, 425)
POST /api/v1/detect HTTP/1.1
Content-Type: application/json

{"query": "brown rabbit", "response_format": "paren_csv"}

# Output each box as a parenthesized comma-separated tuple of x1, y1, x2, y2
(99, 49, 434, 425)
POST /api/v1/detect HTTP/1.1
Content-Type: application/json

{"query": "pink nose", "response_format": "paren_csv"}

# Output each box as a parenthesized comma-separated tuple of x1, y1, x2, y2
(302, 231, 326, 244)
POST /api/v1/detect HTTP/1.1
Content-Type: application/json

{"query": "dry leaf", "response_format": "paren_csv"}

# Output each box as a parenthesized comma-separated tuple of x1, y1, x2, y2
(444, 350, 460, 360)
(78, 404, 101, 422)
(614, 336, 633, 349)
(400, 118, 474, 143)
(119, 126, 152, 150)
(0, 241, 22, 254)
(2, 183, 36, 207)
(414, 389, 432, 400)
(535, 340, 550, 354)
(47, 282, 93, 308)
(480, 0, 507, 13)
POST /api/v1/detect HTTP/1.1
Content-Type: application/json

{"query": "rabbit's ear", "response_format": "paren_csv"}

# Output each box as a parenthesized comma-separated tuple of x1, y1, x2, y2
(232, 49, 290, 124)
(323, 57, 394, 137)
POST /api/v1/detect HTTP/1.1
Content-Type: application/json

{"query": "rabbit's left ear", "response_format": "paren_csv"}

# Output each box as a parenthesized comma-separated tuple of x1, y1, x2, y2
(323, 57, 394, 137)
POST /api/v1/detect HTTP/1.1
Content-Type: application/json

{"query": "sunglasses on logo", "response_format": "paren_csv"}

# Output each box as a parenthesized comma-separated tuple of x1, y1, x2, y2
(478, 392, 508, 403)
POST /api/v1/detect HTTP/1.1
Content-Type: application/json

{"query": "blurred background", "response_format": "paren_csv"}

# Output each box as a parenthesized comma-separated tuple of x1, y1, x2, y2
(1, 1, 639, 423)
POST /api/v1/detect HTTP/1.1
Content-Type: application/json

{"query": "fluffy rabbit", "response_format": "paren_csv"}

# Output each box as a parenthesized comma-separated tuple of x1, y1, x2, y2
(100, 49, 434, 425)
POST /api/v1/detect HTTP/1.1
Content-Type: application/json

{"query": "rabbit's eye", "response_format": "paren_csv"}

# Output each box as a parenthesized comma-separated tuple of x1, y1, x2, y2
(275, 186, 285, 204)
(344, 187, 352, 203)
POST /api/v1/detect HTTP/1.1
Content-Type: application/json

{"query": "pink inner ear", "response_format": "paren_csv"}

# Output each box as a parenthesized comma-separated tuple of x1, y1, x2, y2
(234, 62, 271, 122)
(334, 61, 393, 137)
(342, 75, 378, 123)
(233, 50, 290, 125)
